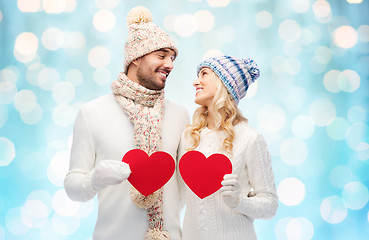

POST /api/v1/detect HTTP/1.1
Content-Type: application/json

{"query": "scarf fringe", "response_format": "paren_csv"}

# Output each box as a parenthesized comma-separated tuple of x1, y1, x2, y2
(130, 186, 160, 209)
(145, 228, 169, 240)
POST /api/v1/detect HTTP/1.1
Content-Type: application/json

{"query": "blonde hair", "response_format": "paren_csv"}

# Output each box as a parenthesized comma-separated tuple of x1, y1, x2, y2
(185, 71, 247, 154)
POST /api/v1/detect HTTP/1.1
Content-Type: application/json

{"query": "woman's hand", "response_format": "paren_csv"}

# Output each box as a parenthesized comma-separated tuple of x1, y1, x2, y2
(220, 174, 241, 208)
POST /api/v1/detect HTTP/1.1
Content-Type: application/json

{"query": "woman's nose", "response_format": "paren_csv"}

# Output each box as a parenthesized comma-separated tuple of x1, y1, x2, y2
(193, 78, 200, 87)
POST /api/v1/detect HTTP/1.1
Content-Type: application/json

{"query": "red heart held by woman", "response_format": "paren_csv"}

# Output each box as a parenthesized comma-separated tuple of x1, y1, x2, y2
(179, 150, 232, 199)
(122, 149, 175, 196)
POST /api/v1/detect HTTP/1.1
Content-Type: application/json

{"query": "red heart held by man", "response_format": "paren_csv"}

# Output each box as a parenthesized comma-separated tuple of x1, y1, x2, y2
(179, 150, 232, 199)
(122, 149, 175, 196)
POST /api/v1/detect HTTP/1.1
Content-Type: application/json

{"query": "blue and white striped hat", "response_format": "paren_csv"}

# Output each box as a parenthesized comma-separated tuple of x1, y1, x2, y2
(196, 56, 260, 104)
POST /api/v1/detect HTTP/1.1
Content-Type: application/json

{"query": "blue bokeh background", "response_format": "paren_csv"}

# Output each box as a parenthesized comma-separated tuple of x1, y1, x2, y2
(1, 0, 368, 239)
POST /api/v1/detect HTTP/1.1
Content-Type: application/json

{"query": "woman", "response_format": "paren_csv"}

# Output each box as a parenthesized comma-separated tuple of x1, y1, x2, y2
(180, 56, 278, 240)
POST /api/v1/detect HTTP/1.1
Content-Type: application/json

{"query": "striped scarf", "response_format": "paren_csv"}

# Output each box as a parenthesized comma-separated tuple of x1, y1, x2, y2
(111, 72, 169, 239)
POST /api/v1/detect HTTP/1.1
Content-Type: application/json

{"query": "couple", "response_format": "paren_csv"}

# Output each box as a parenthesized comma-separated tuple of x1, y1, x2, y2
(64, 6, 278, 240)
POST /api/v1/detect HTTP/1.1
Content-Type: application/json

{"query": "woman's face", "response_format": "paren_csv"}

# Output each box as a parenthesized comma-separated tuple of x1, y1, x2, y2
(193, 67, 218, 107)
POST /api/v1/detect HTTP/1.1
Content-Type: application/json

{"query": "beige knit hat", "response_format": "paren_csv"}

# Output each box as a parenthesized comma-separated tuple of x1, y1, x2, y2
(124, 6, 178, 73)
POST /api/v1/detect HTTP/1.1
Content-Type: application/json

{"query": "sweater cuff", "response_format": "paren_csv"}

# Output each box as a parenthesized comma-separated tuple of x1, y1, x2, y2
(232, 195, 252, 213)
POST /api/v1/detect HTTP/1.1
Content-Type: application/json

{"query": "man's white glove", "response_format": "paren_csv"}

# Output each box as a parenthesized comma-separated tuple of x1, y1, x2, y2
(90, 160, 131, 191)
(220, 174, 241, 208)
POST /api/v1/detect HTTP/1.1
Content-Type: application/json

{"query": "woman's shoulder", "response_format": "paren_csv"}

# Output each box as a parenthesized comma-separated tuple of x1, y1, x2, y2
(234, 121, 263, 142)
(234, 121, 257, 134)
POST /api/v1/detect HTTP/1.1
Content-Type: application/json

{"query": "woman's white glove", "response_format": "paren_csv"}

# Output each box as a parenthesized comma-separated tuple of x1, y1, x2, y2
(220, 174, 241, 208)
(91, 160, 131, 191)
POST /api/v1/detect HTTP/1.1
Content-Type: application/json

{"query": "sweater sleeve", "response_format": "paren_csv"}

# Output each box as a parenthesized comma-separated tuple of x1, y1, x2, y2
(232, 133, 278, 219)
(64, 109, 97, 202)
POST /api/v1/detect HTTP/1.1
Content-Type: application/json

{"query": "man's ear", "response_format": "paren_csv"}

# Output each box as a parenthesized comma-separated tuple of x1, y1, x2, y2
(131, 58, 140, 66)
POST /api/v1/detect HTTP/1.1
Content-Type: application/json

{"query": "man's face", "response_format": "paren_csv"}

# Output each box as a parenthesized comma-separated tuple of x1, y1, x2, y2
(135, 48, 176, 90)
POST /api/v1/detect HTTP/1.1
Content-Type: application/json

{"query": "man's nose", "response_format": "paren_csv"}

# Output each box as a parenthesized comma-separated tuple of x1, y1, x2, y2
(163, 57, 174, 70)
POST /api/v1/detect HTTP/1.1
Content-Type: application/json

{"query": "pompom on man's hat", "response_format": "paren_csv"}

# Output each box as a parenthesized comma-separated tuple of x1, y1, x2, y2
(124, 6, 178, 73)
(197, 56, 260, 104)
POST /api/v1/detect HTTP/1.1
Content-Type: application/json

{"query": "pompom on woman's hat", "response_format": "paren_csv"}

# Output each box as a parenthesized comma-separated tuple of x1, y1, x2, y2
(197, 56, 260, 104)
(124, 6, 178, 73)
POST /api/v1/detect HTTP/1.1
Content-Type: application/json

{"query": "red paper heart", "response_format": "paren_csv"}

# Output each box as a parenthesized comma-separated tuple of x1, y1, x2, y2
(179, 150, 232, 199)
(122, 149, 175, 196)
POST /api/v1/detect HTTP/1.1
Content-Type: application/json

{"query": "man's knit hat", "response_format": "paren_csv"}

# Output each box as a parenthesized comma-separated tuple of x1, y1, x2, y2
(197, 56, 260, 104)
(124, 6, 178, 73)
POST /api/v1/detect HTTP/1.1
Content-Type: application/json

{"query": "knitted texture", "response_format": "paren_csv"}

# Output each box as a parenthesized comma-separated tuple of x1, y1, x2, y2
(196, 56, 260, 104)
(111, 72, 169, 239)
(181, 123, 278, 240)
(124, 6, 178, 73)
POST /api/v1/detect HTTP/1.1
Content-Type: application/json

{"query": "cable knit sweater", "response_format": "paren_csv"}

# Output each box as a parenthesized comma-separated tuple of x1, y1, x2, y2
(180, 122, 278, 240)
(64, 94, 189, 240)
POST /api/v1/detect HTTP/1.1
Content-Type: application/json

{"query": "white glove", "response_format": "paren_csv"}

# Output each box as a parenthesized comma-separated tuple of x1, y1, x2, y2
(220, 174, 241, 208)
(90, 160, 131, 191)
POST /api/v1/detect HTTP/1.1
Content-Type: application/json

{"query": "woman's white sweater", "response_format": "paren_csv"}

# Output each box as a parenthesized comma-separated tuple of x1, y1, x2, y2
(180, 122, 278, 240)
(64, 94, 189, 240)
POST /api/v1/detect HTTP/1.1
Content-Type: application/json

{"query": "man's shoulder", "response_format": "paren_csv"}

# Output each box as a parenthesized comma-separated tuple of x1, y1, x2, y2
(164, 99, 188, 114)
(81, 94, 114, 109)
(78, 94, 118, 116)
(164, 99, 190, 125)
(84, 94, 114, 106)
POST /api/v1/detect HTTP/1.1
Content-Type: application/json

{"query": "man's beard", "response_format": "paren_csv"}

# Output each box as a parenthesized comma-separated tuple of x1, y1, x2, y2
(136, 67, 166, 90)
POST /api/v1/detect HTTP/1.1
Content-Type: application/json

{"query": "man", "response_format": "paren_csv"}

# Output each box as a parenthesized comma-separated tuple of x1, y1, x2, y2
(64, 6, 189, 240)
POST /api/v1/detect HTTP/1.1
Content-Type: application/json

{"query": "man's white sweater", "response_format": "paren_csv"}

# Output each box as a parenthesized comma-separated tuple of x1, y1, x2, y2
(64, 94, 189, 240)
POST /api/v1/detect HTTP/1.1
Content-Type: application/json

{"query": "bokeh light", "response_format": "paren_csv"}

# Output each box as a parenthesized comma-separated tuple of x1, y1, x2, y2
(278, 19, 302, 42)
(37, 68, 61, 91)
(333, 25, 358, 48)
(174, 14, 197, 37)
(357, 25, 369, 42)
(275, 217, 314, 240)
(14, 32, 39, 63)
(1, 1, 368, 239)
(278, 178, 306, 206)
(342, 181, 369, 210)
(326, 117, 350, 140)
(255, 11, 273, 29)
(313, 0, 332, 23)
(42, 28, 64, 51)
(17, 0, 41, 12)
(280, 138, 308, 166)
(0, 137, 16, 166)
(330, 165, 357, 189)
(291, 115, 315, 139)
(93, 10, 116, 32)
(194, 10, 214, 32)
(309, 98, 336, 126)
(292, 0, 310, 13)
(257, 104, 286, 133)
(88, 46, 111, 69)
(320, 196, 348, 224)
(13, 90, 37, 114)
(207, 0, 230, 7)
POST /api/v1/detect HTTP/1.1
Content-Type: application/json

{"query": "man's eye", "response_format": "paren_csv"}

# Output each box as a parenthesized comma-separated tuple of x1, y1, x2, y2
(158, 55, 165, 59)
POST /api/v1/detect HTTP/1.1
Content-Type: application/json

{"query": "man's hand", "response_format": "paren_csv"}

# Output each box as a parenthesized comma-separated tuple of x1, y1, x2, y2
(91, 160, 131, 191)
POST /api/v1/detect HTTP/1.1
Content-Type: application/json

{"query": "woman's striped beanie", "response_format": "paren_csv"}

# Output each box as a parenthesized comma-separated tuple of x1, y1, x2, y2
(196, 56, 260, 104)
